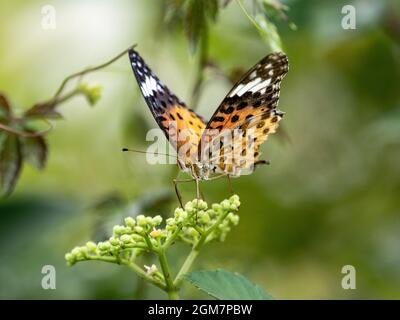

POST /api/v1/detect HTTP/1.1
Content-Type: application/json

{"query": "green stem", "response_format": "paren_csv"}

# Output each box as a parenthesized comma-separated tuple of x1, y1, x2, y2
(81, 255, 166, 291)
(236, 0, 263, 34)
(0, 121, 52, 137)
(53, 44, 136, 99)
(142, 233, 156, 252)
(173, 208, 231, 287)
(122, 259, 166, 291)
(173, 247, 200, 287)
(158, 249, 179, 300)
(24, 43, 137, 117)
(162, 225, 183, 249)
(167, 290, 180, 300)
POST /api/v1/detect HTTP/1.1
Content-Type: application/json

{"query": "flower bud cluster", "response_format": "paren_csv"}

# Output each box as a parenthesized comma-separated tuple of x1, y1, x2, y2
(65, 214, 164, 265)
(66, 195, 240, 266)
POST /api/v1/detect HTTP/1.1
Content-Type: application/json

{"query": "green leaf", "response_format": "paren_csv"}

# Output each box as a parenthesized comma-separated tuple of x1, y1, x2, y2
(185, 269, 273, 300)
(204, 0, 219, 22)
(21, 135, 48, 170)
(0, 131, 7, 154)
(0, 134, 23, 196)
(185, 0, 206, 54)
(237, 0, 284, 51)
(254, 14, 283, 52)
(25, 101, 63, 119)
(259, 0, 297, 31)
(0, 93, 11, 120)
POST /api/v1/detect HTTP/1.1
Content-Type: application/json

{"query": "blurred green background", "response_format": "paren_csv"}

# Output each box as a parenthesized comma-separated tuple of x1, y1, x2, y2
(0, 0, 399, 299)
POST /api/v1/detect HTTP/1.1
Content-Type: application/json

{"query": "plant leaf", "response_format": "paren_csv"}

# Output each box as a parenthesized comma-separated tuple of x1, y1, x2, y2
(21, 135, 48, 170)
(204, 0, 219, 22)
(0, 131, 7, 154)
(185, 0, 206, 54)
(0, 93, 11, 120)
(25, 101, 63, 119)
(185, 269, 273, 300)
(0, 134, 23, 196)
(254, 14, 283, 52)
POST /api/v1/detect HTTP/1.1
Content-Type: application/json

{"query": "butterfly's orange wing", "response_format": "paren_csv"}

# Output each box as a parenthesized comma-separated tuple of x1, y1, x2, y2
(200, 52, 289, 176)
(129, 49, 205, 161)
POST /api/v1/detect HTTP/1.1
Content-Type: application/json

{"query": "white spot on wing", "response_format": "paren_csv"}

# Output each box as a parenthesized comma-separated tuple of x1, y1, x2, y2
(236, 78, 262, 96)
(229, 77, 270, 97)
(251, 78, 271, 93)
(229, 84, 244, 97)
(142, 75, 158, 97)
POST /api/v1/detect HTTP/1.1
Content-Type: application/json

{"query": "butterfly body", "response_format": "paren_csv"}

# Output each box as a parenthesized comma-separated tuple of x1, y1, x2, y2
(128, 49, 288, 182)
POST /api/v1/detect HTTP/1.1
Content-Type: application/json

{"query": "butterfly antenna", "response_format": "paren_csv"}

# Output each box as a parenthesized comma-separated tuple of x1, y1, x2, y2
(122, 148, 178, 160)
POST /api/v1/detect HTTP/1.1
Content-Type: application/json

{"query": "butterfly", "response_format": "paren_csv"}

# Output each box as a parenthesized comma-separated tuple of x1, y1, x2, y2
(128, 49, 288, 201)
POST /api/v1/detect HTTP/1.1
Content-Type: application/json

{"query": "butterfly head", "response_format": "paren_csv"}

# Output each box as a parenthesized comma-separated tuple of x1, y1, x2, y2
(177, 157, 213, 181)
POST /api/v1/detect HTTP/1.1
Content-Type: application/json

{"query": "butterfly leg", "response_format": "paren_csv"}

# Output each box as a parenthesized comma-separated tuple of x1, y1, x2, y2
(195, 178, 201, 199)
(226, 175, 234, 195)
(193, 178, 203, 223)
(173, 178, 184, 208)
(173, 176, 195, 208)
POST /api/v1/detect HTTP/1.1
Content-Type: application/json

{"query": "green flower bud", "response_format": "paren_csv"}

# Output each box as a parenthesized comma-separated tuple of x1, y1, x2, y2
(230, 194, 240, 203)
(198, 211, 210, 224)
(184, 202, 193, 212)
(227, 212, 235, 220)
(98, 241, 111, 251)
(78, 82, 102, 106)
(166, 217, 175, 225)
(230, 214, 239, 225)
(136, 215, 147, 227)
(174, 208, 185, 218)
(71, 247, 81, 256)
(152, 215, 163, 226)
(113, 225, 124, 235)
(131, 234, 144, 242)
(65, 253, 74, 262)
(123, 226, 133, 234)
(120, 234, 132, 244)
(180, 211, 188, 219)
(124, 217, 136, 228)
(197, 199, 208, 210)
(134, 226, 144, 233)
(86, 241, 97, 252)
(145, 216, 153, 225)
(166, 224, 176, 232)
(109, 237, 120, 246)
(230, 195, 240, 209)
(212, 203, 222, 211)
(176, 215, 187, 223)
(221, 200, 231, 210)
(186, 227, 199, 237)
